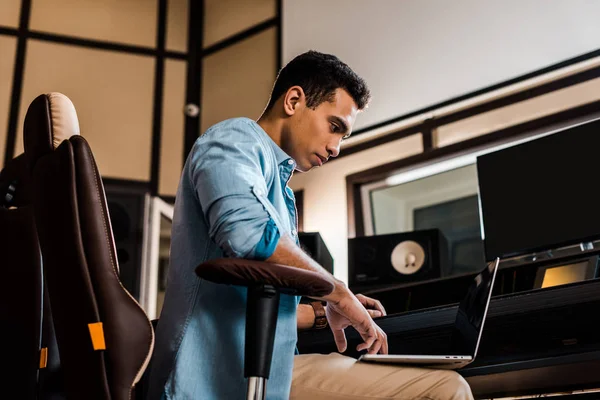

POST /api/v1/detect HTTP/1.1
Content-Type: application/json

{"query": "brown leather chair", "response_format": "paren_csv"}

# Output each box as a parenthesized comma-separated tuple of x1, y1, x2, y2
(23, 92, 335, 400)
(38, 291, 66, 400)
(23, 93, 154, 400)
(195, 258, 335, 399)
(1, 153, 67, 400)
(0, 154, 44, 399)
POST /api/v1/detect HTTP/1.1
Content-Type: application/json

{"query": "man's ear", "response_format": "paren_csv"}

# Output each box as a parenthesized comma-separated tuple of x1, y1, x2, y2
(283, 86, 304, 116)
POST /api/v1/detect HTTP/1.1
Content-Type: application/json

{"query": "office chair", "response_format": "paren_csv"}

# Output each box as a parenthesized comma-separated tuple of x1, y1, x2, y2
(195, 257, 335, 399)
(23, 92, 334, 400)
(1, 154, 66, 400)
(0, 154, 43, 399)
(23, 92, 155, 400)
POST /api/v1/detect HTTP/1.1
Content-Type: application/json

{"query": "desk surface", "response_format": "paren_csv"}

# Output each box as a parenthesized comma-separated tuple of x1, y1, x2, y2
(297, 279, 600, 398)
(463, 350, 600, 398)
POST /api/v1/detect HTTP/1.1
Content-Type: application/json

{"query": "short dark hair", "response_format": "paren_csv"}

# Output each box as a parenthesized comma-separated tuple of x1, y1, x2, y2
(265, 50, 371, 112)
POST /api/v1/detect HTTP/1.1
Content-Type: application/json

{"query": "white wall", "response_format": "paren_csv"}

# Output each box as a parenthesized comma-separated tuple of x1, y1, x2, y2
(289, 134, 423, 283)
(283, 0, 600, 131)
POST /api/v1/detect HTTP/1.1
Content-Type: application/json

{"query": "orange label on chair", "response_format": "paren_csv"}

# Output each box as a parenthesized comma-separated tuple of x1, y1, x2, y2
(39, 347, 48, 369)
(88, 322, 106, 350)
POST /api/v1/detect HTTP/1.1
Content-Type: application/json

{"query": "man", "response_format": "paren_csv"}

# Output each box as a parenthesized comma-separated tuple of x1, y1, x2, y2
(147, 50, 473, 400)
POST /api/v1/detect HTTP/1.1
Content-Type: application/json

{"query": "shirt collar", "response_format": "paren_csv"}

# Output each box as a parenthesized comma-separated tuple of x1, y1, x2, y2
(272, 143, 295, 169)
(249, 119, 296, 168)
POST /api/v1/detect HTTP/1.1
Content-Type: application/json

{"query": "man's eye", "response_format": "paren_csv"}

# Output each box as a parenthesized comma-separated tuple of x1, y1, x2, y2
(330, 123, 339, 132)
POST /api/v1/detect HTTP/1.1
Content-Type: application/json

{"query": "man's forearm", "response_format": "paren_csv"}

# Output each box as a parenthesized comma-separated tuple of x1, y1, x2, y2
(266, 234, 348, 303)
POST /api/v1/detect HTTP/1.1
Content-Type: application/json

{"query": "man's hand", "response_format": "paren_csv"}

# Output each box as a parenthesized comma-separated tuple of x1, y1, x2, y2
(326, 291, 388, 355)
(265, 235, 388, 353)
(355, 294, 387, 319)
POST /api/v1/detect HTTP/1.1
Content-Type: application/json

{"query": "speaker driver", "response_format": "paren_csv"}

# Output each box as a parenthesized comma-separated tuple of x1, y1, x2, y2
(390, 240, 426, 275)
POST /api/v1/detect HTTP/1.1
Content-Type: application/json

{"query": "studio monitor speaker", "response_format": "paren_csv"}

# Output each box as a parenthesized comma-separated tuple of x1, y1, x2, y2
(298, 232, 334, 274)
(348, 228, 450, 290)
(105, 191, 146, 300)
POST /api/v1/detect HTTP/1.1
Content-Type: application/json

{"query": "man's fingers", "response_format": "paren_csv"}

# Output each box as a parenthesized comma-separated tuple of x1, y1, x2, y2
(357, 328, 388, 355)
(379, 329, 388, 355)
(356, 323, 377, 350)
(332, 329, 347, 353)
(367, 309, 383, 319)
(368, 337, 382, 354)
(367, 327, 386, 355)
(376, 299, 387, 316)
(357, 294, 387, 316)
(356, 342, 369, 352)
(358, 336, 382, 354)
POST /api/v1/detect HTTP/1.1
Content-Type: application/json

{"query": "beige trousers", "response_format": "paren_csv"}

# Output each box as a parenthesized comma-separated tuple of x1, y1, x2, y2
(290, 353, 474, 400)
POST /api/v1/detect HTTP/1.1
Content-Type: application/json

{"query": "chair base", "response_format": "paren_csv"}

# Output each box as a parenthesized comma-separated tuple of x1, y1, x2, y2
(246, 377, 266, 400)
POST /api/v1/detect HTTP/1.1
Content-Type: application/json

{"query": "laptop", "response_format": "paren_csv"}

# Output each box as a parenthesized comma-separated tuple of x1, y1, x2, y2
(358, 257, 500, 369)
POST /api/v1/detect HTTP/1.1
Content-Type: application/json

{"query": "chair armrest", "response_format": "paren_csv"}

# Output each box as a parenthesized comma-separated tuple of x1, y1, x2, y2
(195, 258, 335, 297)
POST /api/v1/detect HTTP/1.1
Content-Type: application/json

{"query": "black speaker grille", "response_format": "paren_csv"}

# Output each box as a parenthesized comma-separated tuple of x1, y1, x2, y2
(349, 229, 450, 290)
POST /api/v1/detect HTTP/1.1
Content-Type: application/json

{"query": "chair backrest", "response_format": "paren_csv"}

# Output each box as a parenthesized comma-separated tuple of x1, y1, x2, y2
(38, 286, 66, 400)
(0, 154, 43, 399)
(23, 92, 154, 400)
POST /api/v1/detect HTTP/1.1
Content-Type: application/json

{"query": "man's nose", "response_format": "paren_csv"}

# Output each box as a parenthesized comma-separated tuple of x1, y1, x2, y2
(326, 140, 341, 158)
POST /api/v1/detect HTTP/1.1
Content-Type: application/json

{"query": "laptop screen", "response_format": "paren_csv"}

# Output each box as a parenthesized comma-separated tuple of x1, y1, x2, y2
(450, 258, 499, 356)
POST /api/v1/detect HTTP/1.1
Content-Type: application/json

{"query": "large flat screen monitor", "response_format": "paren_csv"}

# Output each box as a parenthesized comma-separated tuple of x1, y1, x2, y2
(476, 118, 600, 261)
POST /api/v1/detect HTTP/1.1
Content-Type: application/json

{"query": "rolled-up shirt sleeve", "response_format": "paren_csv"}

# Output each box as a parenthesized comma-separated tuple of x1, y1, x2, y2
(189, 124, 283, 260)
(253, 219, 280, 260)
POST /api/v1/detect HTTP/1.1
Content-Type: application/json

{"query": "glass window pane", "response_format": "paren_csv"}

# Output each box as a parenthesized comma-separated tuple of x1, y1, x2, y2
(166, 0, 188, 52)
(0, 37, 17, 167)
(30, 0, 157, 47)
(17, 40, 154, 181)
(201, 27, 276, 133)
(371, 164, 485, 276)
(414, 194, 485, 276)
(159, 59, 185, 196)
(0, 0, 21, 28)
(203, 0, 275, 48)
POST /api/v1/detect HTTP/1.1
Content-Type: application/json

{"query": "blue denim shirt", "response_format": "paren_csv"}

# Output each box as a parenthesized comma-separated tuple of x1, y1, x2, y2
(146, 118, 300, 400)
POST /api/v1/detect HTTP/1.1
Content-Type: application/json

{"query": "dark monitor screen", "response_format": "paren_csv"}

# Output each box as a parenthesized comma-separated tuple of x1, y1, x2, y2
(476, 118, 600, 261)
(451, 258, 499, 356)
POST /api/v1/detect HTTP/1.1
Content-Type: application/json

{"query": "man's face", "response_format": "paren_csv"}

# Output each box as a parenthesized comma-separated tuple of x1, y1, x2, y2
(283, 88, 358, 172)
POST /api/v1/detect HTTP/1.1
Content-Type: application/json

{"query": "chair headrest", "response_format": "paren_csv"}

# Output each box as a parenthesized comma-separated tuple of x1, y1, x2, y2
(23, 92, 80, 168)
